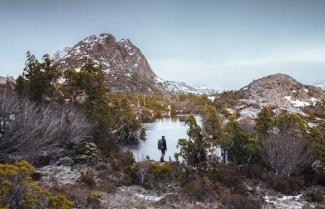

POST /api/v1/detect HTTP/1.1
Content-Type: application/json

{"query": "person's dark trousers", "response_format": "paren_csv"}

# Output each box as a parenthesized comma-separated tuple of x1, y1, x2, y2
(160, 149, 166, 162)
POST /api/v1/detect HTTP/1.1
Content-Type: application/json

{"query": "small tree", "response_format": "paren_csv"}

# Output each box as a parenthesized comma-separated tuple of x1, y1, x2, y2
(249, 106, 275, 165)
(203, 105, 222, 144)
(223, 117, 250, 164)
(176, 115, 207, 167)
(63, 60, 114, 152)
(255, 106, 274, 137)
(308, 126, 325, 164)
(203, 105, 224, 162)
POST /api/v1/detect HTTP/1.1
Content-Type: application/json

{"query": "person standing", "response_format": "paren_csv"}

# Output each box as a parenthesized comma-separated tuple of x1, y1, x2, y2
(158, 136, 167, 162)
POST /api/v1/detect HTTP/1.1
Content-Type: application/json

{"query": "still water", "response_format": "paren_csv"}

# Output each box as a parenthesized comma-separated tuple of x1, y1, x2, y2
(125, 115, 202, 161)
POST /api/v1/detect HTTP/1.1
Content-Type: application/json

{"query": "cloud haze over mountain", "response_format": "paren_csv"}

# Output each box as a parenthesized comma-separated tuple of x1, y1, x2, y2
(1, 0, 325, 90)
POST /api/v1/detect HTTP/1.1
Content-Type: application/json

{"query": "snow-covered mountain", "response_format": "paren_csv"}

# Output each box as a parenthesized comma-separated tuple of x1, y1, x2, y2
(54, 33, 215, 95)
(156, 77, 216, 95)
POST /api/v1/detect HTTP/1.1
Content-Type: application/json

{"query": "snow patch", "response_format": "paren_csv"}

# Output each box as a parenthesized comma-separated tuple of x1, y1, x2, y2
(285, 96, 310, 108)
(208, 96, 216, 101)
(263, 194, 313, 209)
(310, 97, 320, 105)
(135, 193, 164, 202)
(240, 107, 261, 118)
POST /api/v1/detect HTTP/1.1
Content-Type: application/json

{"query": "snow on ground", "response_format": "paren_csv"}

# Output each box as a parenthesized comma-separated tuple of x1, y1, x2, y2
(285, 96, 310, 108)
(100, 186, 173, 208)
(284, 96, 320, 108)
(225, 108, 236, 115)
(310, 97, 320, 105)
(208, 96, 216, 101)
(135, 193, 170, 202)
(263, 194, 314, 209)
(239, 107, 261, 118)
(308, 122, 317, 128)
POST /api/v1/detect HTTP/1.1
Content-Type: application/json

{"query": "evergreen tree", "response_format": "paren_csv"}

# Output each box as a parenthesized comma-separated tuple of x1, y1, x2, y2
(309, 126, 325, 163)
(176, 115, 207, 167)
(255, 106, 274, 136)
(63, 60, 114, 152)
(15, 52, 61, 102)
(223, 117, 250, 164)
(250, 106, 275, 164)
(277, 112, 307, 134)
(203, 105, 224, 162)
(204, 105, 222, 144)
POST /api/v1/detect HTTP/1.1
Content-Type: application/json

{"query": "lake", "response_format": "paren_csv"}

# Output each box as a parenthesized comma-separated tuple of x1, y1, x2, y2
(125, 115, 202, 161)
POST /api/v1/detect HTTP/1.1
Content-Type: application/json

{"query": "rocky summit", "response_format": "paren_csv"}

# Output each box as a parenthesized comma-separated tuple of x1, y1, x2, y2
(54, 33, 215, 95)
(241, 73, 325, 108)
(224, 74, 325, 120)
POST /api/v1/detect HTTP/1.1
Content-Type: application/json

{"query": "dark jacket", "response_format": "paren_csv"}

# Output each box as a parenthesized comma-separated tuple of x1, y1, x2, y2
(162, 138, 167, 151)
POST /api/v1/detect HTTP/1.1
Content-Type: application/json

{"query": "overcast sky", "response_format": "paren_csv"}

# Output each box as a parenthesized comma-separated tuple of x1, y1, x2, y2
(1, 0, 325, 90)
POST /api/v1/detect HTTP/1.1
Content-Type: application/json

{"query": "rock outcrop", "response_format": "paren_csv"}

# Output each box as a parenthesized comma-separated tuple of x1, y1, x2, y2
(242, 73, 325, 108)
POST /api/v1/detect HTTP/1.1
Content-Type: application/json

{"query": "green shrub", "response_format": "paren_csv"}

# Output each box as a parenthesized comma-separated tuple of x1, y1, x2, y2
(0, 161, 74, 209)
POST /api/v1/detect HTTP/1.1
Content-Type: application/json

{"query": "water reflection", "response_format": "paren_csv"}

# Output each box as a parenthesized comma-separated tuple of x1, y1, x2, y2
(125, 115, 202, 161)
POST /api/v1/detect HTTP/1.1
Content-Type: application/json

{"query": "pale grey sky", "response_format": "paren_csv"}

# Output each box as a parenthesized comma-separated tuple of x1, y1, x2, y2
(1, 0, 325, 90)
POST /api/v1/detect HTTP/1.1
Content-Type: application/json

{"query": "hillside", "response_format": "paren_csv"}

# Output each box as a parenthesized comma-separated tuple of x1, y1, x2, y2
(242, 73, 325, 108)
(231, 73, 325, 119)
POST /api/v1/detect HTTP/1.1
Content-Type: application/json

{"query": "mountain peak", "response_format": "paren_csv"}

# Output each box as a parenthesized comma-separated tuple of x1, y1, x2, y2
(53, 33, 215, 94)
(81, 33, 116, 44)
(54, 33, 159, 93)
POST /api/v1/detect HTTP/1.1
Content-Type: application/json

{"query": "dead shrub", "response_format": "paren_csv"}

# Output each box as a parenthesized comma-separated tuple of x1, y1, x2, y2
(80, 168, 97, 188)
(262, 114, 315, 177)
(129, 160, 177, 188)
(0, 89, 93, 166)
